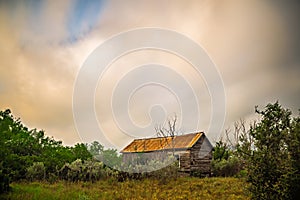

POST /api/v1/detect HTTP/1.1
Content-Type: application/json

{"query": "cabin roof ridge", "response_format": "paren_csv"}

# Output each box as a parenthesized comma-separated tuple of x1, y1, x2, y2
(121, 131, 206, 153)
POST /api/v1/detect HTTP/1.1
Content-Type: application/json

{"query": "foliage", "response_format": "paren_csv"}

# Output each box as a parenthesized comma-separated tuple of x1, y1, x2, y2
(59, 159, 115, 182)
(212, 141, 242, 177)
(101, 149, 122, 168)
(88, 141, 103, 156)
(72, 144, 93, 161)
(2, 103, 299, 199)
(1, 177, 250, 200)
(87, 142, 122, 169)
(212, 156, 241, 177)
(26, 162, 46, 181)
(239, 102, 300, 200)
(0, 109, 96, 192)
(0, 162, 10, 193)
(213, 141, 230, 161)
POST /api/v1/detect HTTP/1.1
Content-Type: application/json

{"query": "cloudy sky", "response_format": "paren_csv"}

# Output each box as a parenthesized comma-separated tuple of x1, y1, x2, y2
(0, 0, 299, 149)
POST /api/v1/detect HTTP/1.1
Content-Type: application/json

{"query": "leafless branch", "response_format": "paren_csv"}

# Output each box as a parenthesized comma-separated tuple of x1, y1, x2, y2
(155, 114, 178, 154)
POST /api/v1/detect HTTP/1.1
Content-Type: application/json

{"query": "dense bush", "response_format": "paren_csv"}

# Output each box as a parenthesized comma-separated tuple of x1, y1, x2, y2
(59, 159, 116, 182)
(213, 141, 230, 161)
(26, 162, 46, 181)
(0, 109, 95, 192)
(0, 163, 10, 193)
(239, 102, 300, 200)
(212, 141, 242, 177)
(212, 156, 241, 177)
(88, 141, 122, 169)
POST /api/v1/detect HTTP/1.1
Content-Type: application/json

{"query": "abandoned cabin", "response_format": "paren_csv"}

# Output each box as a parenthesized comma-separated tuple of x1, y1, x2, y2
(121, 132, 213, 175)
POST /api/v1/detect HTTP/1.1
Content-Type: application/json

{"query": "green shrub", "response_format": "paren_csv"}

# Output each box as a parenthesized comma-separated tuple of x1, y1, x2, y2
(26, 162, 46, 181)
(239, 102, 300, 200)
(0, 163, 10, 193)
(212, 156, 241, 177)
(236, 169, 248, 178)
(59, 159, 115, 182)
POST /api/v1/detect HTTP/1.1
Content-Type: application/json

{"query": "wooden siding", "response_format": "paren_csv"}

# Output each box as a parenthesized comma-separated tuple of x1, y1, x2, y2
(178, 151, 190, 172)
(121, 132, 213, 175)
(189, 135, 212, 175)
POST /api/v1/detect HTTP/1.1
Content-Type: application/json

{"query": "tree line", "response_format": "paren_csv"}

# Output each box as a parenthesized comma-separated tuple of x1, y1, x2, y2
(1, 102, 299, 199)
(0, 109, 121, 192)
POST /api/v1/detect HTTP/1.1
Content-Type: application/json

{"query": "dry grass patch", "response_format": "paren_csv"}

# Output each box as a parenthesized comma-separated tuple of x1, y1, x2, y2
(1, 177, 249, 200)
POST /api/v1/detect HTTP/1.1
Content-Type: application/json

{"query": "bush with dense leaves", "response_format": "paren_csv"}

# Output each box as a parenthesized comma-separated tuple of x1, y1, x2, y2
(0, 163, 10, 193)
(212, 156, 241, 177)
(59, 159, 116, 182)
(26, 162, 46, 181)
(239, 102, 300, 200)
(212, 141, 242, 177)
(0, 109, 93, 190)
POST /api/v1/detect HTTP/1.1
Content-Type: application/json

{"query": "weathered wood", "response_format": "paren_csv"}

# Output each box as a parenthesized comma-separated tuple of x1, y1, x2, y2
(122, 133, 213, 175)
(179, 152, 190, 172)
(188, 134, 212, 174)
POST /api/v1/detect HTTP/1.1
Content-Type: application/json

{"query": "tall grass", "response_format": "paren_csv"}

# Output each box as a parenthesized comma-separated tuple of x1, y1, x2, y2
(1, 177, 249, 200)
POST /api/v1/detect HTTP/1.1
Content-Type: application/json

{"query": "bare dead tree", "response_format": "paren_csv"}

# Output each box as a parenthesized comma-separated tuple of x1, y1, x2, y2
(155, 124, 167, 150)
(238, 120, 256, 156)
(219, 118, 255, 151)
(155, 114, 178, 155)
(224, 119, 244, 149)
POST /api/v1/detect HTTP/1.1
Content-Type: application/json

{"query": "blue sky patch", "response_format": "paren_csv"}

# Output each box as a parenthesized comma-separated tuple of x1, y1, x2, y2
(67, 0, 105, 43)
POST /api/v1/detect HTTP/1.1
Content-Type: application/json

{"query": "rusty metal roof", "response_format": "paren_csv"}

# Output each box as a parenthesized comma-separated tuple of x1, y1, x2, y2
(121, 132, 203, 153)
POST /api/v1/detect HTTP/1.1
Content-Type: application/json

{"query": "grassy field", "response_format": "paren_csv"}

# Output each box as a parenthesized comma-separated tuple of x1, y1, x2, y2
(1, 177, 250, 200)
